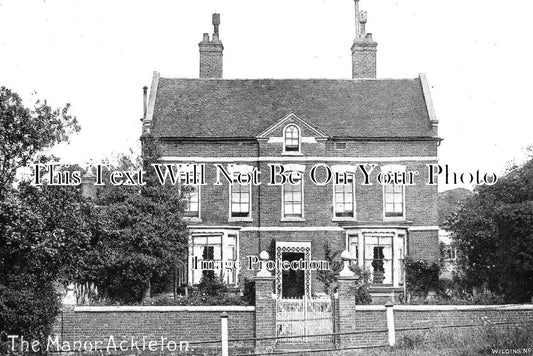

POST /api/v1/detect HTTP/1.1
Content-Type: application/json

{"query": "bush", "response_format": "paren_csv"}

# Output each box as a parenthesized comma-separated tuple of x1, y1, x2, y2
(317, 241, 372, 304)
(0, 274, 60, 351)
(405, 257, 439, 298)
(197, 271, 228, 297)
(141, 273, 254, 307)
(352, 265, 372, 305)
(142, 293, 249, 307)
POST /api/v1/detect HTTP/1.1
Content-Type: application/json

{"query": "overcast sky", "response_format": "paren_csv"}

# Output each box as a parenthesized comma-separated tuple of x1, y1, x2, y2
(1, 0, 532, 191)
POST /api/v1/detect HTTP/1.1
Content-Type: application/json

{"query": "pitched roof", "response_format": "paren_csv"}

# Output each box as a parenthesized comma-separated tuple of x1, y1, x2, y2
(150, 77, 434, 139)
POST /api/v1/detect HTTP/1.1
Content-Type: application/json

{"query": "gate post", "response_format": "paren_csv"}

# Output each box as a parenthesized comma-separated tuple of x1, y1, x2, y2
(336, 251, 359, 349)
(254, 251, 276, 353)
(220, 312, 229, 356)
(385, 301, 396, 346)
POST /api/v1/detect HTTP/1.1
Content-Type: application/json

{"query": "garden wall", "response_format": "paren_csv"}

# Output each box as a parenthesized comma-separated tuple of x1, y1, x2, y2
(51, 305, 255, 355)
(49, 288, 533, 355)
(345, 304, 533, 347)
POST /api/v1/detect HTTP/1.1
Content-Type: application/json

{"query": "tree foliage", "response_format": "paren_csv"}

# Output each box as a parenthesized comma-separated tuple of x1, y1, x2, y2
(445, 156, 533, 303)
(404, 257, 440, 297)
(0, 87, 87, 342)
(0, 86, 79, 198)
(0, 181, 98, 341)
(85, 139, 189, 303)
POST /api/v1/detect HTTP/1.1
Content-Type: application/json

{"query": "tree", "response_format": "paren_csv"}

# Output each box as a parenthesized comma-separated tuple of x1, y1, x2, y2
(0, 182, 99, 342)
(0, 86, 79, 198)
(445, 156, 533, 303)
(86, 140, 189, 303)
(0, 87, 88, 345)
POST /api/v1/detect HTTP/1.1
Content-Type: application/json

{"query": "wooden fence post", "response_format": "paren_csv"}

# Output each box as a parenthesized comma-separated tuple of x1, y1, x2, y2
(385, 301, 396, 347)
(220, 312, 229, 356)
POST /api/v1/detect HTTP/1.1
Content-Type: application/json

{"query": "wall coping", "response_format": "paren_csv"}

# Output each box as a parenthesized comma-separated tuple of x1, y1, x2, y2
(74, 305, 255, 313)
(355, 304, 533, 312)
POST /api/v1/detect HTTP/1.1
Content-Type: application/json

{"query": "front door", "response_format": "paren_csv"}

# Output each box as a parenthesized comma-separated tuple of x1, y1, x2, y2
(281, 252, 305, 298)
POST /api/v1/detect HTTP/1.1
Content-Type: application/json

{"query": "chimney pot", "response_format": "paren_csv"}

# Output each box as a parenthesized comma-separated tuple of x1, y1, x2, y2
(142, 86, 148, 119)
(199, 14, 223, 78)
(351, 1, 377, 78)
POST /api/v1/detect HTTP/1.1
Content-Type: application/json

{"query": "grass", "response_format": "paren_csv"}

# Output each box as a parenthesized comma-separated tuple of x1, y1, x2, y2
(365, 323, 533, 356)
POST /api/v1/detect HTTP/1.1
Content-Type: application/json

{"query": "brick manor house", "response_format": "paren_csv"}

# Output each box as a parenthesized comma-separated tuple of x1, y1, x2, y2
(140, 2, 440, 300)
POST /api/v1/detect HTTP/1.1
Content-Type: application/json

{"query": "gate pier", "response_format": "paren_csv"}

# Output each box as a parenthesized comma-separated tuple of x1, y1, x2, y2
(253, 250, 359, 353)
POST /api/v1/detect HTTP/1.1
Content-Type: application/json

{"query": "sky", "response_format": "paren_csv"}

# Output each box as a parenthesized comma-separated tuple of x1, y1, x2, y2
(1, 0, 532, 191)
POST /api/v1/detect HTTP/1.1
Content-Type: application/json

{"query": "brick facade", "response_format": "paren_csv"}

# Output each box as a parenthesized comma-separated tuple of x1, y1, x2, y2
(155, 134, 440, 295)
(143, 4, 441, 299)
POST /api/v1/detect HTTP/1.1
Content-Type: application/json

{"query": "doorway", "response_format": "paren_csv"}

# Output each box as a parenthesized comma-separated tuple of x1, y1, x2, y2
(281, 252, 305, 298)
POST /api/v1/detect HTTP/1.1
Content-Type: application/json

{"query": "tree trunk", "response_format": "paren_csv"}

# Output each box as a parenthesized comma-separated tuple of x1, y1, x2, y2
(143, 279, 151, 300)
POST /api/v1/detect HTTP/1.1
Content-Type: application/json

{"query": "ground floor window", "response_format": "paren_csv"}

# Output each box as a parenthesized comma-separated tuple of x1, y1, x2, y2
(347, 230, 405, 287)
(189, 231, 238, 286)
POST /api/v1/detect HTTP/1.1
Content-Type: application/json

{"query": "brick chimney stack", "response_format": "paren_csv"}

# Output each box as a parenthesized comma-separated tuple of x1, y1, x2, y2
(199, 13, 224, 79)
(351, 0, 377, 79)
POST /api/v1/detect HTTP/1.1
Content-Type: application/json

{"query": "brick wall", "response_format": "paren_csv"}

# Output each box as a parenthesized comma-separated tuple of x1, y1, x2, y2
(408, 230, 439, 262)
(51, 297, 533, 354)
(52, 306, 254, 355)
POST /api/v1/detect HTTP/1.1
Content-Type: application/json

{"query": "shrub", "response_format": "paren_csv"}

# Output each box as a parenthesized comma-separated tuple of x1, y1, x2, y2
(404, 257, 439, 298)
(0, 274, 60, 351)
(142, 293, 248, 307)
(317, 241, 372, 304)
(352, 265, 372, 305)
(197, 271, 228, 297)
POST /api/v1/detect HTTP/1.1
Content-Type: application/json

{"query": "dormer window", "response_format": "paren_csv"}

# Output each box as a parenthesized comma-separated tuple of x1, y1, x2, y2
(283, 125, 300, 153)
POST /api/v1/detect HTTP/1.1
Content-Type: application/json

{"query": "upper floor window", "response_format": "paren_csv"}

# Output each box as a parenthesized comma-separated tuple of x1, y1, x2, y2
(334, 174, 355, 219)
(381, 165, 406, 220)
(183, 185, 200, 218)
(384, 183, 404, 218)
(230, 182, 251, 219)
(283, 125, 300, 153)
(283, 175, 303, 218)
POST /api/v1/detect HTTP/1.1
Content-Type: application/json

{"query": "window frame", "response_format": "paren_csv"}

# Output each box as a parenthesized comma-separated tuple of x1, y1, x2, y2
(332, 173, 356, 221)
(346, 230, 406, 288)
(228, 180, 253, 222)
(383, 183, 405, 219)
(282, 124, 302, 155)
(281, 171, 305, 221)
(189, 231, 240, 287)
(183, 183, 201, 221)
(381, 165, 407, 221)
